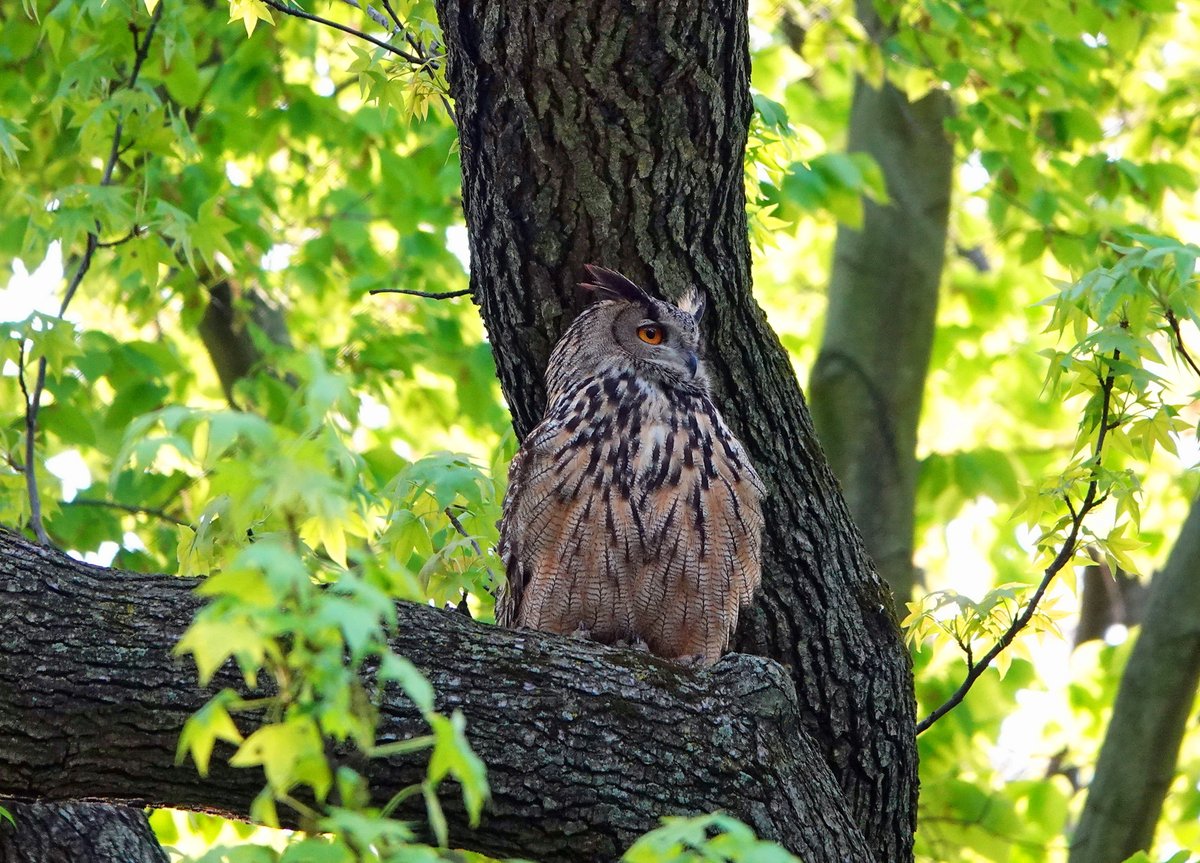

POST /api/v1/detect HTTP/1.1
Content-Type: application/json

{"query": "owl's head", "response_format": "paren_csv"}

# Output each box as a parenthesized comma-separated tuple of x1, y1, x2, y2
(549, 264, 707, 395)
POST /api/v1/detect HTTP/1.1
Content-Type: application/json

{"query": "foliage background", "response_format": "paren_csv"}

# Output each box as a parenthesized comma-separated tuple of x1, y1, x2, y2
(1, 0, 1199, 860)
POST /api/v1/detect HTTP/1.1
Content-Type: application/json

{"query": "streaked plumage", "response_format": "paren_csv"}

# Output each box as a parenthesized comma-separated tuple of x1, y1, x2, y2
(496, 265, 765, 665)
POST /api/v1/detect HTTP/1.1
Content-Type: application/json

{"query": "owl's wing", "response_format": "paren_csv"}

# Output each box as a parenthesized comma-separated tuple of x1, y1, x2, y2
(494, 416, 567, 628)
(495, 440, 533, 627)
(717, 423, 767, 611)
(496, 408, 637, 637)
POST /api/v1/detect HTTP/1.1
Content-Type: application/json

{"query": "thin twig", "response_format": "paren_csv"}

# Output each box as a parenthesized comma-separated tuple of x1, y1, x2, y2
(96, 225, 143, 248)
(21, 2, 164, 547)
(259, 0, 424, 64)
(444, 506, 496, 619)
(335, 0, 398, 39)
(444, 507, 484, 558)
(17, 340, 49, 545)
(369, 287, 471, 299)
(377, 0, 403, 29)
(284, 0, 456, 125)
(916, 349, 1120, 734)
(1164, 309, 1200, 380)
(67, 497, 188, 527)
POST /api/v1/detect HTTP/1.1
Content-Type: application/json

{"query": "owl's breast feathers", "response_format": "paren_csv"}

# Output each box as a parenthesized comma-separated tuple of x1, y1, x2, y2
(496, 372, 765, 664)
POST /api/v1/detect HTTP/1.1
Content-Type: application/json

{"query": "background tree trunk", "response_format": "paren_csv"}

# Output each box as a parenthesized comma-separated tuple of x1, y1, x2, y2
(809, 0, 954, 606)
(435, 0, 918, 858)
(0, 530, 875, 863)
(197, 278, 293, 407)
(0, 802, 168, 863)
(1069, 495, 1200, 863)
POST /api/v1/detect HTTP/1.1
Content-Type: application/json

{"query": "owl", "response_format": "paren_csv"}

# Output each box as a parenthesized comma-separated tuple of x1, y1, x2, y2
(495, 265, 765, 665)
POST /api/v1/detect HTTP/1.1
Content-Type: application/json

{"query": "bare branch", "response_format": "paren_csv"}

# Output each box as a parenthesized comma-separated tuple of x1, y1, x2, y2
(66, 497, 189, 527)
(444, 505, 494, 618)
(917, 349, 1121, 734)
(1164, 308, 1200, 381)
(336, 0, 396, 38)
(96, 226, 144, 249)
(369, 287, 471, 299)
(16, 340, 50, 546)
(259, 0, 424, 64)
(378, 0, 404, 29)
(444, 506, 485, 558)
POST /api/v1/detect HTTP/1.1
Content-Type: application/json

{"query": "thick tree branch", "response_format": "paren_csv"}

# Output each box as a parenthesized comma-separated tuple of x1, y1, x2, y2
(0, 802, 167, 863)
(197, 279, 294, 406)
(0, 530, 873, 863)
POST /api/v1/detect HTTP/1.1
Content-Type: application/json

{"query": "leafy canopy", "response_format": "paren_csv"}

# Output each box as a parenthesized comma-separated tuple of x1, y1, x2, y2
(2, 0, 1200, 860)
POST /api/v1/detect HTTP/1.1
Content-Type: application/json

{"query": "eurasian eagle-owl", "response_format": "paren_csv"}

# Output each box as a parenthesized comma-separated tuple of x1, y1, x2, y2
(496, 265, 765, 665)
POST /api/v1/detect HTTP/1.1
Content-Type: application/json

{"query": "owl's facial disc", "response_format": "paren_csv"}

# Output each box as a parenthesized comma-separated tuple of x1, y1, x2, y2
(634, 317, 700, 377)
(613, 304, 702, 384)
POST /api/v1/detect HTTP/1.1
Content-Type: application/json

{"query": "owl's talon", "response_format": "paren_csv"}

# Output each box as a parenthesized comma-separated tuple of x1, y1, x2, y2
(613, 637, 650, 653)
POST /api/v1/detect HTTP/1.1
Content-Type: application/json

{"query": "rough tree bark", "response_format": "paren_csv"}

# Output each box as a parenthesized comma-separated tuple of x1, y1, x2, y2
(0, 530, 873, 863)
(0, 802, 168, 863)
(436, 0, 918, 859)
(1069, 495, 1200, 863)
(808, 0, 954, 606)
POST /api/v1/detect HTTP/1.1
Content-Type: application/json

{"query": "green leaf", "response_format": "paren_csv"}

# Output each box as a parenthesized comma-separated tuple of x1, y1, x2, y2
(380, 652, 435, 714)
(279, 839, 354, 863)
(427, 710, 489, 825)
(230, 719, 332, 799)
(422, 782, 448, 848)
(316, 595, 382, 660)
(0, 118, 29, 168)
(227, 0, 274, 36)
(175, 616, 269, 686)
(176, 690, 245, 775)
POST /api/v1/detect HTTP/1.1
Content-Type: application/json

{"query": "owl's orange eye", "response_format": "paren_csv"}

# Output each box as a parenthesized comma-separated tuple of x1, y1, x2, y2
(637, 324, 664, 345)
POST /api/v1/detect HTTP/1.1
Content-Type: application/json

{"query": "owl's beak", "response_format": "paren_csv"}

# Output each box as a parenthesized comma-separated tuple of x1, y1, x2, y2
(686, 352, 699, 378)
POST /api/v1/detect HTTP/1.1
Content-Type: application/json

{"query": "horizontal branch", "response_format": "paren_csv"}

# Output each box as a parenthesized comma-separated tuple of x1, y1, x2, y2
(369, 287, 472, 299)
(65, 497, 188, 526)
(0, 530, 871, 863)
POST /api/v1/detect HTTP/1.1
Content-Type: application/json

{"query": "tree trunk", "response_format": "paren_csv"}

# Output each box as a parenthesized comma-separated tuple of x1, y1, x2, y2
(1073, 554, 1145, 649)
(1069, 495, 1200, 863)
(0, 530, 875, 863)
(436, 0, 918, 858)
(198, 278, 294, 407)
(0, 802, 168, 863)
(808, 2, 954, 606)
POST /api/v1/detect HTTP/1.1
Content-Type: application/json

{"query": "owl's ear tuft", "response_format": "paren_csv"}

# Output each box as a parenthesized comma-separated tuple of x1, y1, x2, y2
(581, 265, 653, 306)
(677, 286, 706, 322)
